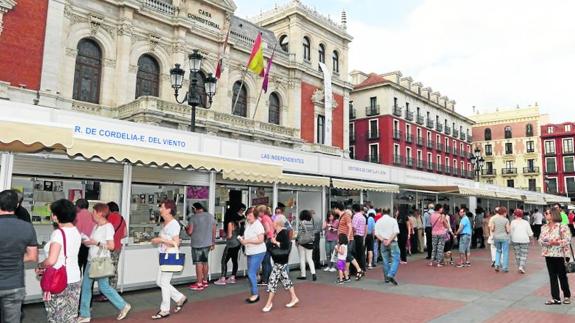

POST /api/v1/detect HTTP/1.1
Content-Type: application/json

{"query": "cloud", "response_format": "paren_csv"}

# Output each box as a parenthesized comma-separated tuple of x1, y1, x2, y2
(348, 0, 575, 122)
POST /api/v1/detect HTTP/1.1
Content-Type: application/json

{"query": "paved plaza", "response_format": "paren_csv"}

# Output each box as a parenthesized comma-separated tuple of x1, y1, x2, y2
(22, 246, 575, 323)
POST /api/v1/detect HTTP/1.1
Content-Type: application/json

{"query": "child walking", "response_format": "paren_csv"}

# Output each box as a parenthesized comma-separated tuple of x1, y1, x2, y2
(336, 234, 348, 284)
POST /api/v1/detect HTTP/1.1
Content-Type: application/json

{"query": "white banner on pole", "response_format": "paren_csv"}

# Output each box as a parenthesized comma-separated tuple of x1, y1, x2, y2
(319, 62, 332, 146)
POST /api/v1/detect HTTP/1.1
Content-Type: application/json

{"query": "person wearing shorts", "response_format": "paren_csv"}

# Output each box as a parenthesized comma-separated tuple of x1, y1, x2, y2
(456, 208, 472, 268)
(186, 203, 216, 291)
(336, 235, 348, 284)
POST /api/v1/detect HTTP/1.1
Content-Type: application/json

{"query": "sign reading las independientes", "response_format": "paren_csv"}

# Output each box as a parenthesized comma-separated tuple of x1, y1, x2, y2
(73, 125, 192, 152)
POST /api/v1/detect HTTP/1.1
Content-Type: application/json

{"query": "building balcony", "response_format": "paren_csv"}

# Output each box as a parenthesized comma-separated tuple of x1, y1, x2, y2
(436, 123, 443, 132)
(368, 129, 380, 140)
(501, 168, 518, 176)
(416, 160, 424, 169)
(526, 148, 535, 153)
(467, 136, 472, 143)
(436, 164, 443, 173)
(460, 150, 467, 158)
(406, 133, 413, 144)
(406, 111, 414, 121)
(416, 136, 423, 146)
(427, 140, 434, 149)
(426, 119, 435, 129)
(453, 129, 459, 138)
(444, 165, 452, 174)
(427, 162, 434, 171)
(445, 145, 451, 154)
(349, 108, 356, 120)
(416, 115, 424, 125)
(520, 187, 542, 192)
(481, 169, 496, 177)
(453, 147, 459, 156)
(523, 166, 540, 175)
(366, 154, 379, 163)
(393, 154, 404, 166)
(460, 132, 466, 141)
(505, 149, 513, 155)
(392, 105, 402, 117)
(366, 105, 380, 116)
(436, 143, 444, 152)
(393, 129, 402, 141)
(485, 151, 493, 156)
(406, 157, 414, 168)
(444, 126, 451, 135)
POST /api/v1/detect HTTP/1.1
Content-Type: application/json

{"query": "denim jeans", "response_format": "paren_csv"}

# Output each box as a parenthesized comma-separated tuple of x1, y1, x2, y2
(261, 251, 272, 283)
(381, 241, 400, 278)
(0, 287, 25, 323)
(494, 239, 510, 271)
(247, 252, 265, 296)
(80, 262, 127, 318)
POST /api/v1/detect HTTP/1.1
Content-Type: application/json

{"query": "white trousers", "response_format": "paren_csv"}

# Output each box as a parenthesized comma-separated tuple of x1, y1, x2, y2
(156, 270, 184, 312)
(297, 245, 316, 276)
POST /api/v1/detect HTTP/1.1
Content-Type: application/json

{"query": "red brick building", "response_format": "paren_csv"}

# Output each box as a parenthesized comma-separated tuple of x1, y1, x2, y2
(541, 122, 575, 199)
(349, 71, 475, 179)
(0, 0, 48, 90)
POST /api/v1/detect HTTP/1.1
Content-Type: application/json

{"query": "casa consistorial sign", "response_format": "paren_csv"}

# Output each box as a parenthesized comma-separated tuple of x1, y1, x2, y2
(186, 2, 223, 30)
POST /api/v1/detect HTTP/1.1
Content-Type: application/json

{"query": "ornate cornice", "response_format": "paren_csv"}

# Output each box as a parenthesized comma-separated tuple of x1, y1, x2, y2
(0, 0, 17, 36)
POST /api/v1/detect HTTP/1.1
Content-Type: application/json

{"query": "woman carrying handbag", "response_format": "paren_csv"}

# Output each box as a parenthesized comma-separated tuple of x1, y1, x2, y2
(78, 203, 131, 322)
(151, 199, 187, 320)
(38, 199, 82, 322)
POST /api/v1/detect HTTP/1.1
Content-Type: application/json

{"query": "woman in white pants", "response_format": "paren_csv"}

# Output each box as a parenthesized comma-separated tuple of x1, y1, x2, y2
(296, 210, 317, 281)
(485, 210, 497, 266)
(151, 199, 187, 320)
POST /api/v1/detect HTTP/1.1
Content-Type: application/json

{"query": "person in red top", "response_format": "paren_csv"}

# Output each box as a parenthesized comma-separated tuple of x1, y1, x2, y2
(74, 199, 94, 274)
(108, 201, 126, 277)
(568, 210, 575, 236)
(256, 205, 274, 285)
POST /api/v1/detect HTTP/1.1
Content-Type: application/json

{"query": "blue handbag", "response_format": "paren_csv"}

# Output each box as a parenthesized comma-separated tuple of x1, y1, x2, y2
(159, 248, 186, 272)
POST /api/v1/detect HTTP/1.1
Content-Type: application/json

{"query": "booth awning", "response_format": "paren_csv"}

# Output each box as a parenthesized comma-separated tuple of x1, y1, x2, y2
(495, 192, 523, 201)
(402, 185, 459, 194)
(0, 121, 73, 152)
(545, 194, 570, 204)
(458, 186, 498, 198)
(332, 179, 399, 193)
(278, 174, 330, 187)
(524, 195, 546, 205)
(68, 139, 283, 183)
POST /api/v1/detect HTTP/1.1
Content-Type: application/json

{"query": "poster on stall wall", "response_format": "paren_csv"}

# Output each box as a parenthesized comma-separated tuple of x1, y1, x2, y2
(319, 62, 333, 146)
(68, 189, 83, 202)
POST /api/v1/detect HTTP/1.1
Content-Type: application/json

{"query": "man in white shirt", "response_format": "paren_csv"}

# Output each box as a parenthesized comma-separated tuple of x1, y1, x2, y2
(531, 209, 543, 240)
(374, 209, 400, 285)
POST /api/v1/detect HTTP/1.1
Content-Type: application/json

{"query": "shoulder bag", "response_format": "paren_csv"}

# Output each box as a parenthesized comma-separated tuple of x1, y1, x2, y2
(41, 228, 68, 294)
(559, 225, 575, 274)
(296, 221, 314, 245)
(89, 243, 115, 279)
(159, 245, 186, 272)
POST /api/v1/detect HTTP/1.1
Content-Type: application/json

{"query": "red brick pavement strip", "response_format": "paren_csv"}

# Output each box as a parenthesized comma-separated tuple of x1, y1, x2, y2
(91, 283, 465, 323)
(486, 309, 575, 323)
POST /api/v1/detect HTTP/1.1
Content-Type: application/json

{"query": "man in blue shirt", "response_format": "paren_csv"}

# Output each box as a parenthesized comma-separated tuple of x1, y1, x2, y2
(423, 204, 433, 259)
(456, 207, 472, 268)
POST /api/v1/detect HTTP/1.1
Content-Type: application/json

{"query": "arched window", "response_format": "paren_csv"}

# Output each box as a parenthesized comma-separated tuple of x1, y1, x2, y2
(303, 36, 310, 61)
(484, 128, 492, 140)
(318, 44, 325, 64)
(268, 92, 280, 125)
(504, 126, 512, 139)
(232, 81, 247, 117)
(332, 50, 339, 73)
(526, 123, 533, 137)
(135, 54, 160, 98)
(279, 35, 289, 52)
(73, 38, 102, 103)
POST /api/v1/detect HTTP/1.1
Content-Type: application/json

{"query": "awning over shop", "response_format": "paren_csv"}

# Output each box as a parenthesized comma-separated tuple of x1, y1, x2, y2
(524, 195, 546, 205)
(401, 185, 459, 194)
(68, 139, 283, 183)
(332, 179, 399, 193)
(545, 194, 571, 204)
(0, 121, 73, 153)
(458, 186, 498, 198)
(495, 192, 523, 201)
(277, 174, 330, 187)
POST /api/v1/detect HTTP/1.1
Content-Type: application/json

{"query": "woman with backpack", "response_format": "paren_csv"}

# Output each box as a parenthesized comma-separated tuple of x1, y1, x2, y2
(296, 210, 317, 281)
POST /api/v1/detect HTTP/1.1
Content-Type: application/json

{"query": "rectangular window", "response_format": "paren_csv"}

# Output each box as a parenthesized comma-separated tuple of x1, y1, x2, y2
(317, 115, 325, 144)
(564, 156, 575, 172)
(485, 144, 493, 155)
(445, 157, 449, 167)
(566, 177, 575, 195)
(427, 131, 432, 142)
(547, 126, 554, 134)
(528, 178, 537, 191)
(527, 159, 535, 170)
(369, 144, 378, 162)
(505, 160, 514, 169)
(547, 178, 558, 193)
(437, 155, 441, 166)
(505, 142, 513, 154)
(507, 179, 514, 188)
(526, 140, 535, 153)
(393, 119, 399, 132)
(566, 124, 572, 132)
(406, 147, 412, 158)
(427, 152, 433, 168)
(349, 146, 355, 159)
(394, 144, 400, 158)
(563, 138, 574, 154)
(546, 157, 557, 173)
(370, 97, 377, 109)
(486, 161, 493, 172)
(369, 119, 378, 137)
(545, 140, 556, 154)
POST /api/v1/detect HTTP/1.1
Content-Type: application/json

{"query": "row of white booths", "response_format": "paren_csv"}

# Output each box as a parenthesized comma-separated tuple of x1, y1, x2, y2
(0, 101, 568, 302)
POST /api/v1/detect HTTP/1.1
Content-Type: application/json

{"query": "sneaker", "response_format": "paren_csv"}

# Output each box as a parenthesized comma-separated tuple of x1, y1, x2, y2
(323, 266, 330, 271)
(343, 277, 351, 283)
(77, 318, 91, 323)
(494, 266, 500, 272)
(312, 274, 317, 281)
(117, 303, 131, 321)
(336, 279, 344, 285)
(328, 267, 337, 272)
(388, 277, 398, 286)
(202, 280, 209, 287)
(456, 263, 465, 268)
(226, 276, 237, 284)
(214, 277, 227, 286)
(519, 267, 525, 274)
(188, 283, 205, 291)
(465, 262, 471, 267)
(367, 265, 374, 270)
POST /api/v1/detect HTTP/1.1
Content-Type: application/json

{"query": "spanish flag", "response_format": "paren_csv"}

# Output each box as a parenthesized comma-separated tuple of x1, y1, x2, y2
(247, 33, 265, 77)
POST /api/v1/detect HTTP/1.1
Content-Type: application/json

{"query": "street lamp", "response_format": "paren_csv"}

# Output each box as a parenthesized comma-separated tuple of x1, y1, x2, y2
(169, 49, 217, 132)
(469, 147, 485, 181)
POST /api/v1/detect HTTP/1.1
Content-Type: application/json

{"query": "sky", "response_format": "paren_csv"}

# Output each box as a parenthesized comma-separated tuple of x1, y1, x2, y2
(234, 0, 575, 122)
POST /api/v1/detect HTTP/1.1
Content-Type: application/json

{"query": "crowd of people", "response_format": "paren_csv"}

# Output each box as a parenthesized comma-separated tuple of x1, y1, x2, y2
(2, 186, 575, 322)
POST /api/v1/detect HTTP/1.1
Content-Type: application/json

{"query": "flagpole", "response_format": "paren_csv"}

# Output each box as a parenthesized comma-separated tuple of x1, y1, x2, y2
(252, 43, 277, 120)
(231, 66, 248, 116)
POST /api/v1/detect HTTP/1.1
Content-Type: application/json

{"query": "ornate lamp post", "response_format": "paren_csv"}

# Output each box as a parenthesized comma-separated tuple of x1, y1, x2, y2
(169, 50, 217, 132)
(470, 147, 485, 182)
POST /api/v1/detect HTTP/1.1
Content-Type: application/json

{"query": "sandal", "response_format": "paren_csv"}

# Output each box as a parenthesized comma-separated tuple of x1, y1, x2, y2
(355, 270, 365, 281)
(545, 299, 562, 305)
(152, 311, 170, 320)
(175, 297, 188, 313)
(564, 298, 571, 304)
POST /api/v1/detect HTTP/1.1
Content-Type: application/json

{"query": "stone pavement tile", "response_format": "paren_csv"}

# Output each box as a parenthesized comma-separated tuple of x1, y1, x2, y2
(90, 282, 465, 323)
(533, 274, 575, 297)
(511, 295, 573, 315)
(429, 297, 510, 323)
(486, 309, 575, 323)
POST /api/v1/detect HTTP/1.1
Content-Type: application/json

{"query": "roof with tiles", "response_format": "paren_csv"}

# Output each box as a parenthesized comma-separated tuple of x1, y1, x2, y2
(353, 73, 388, 90)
